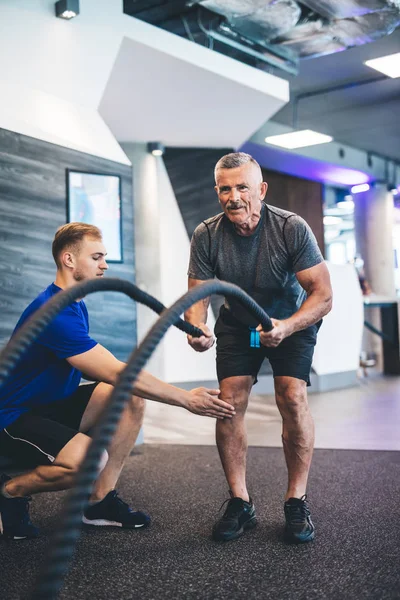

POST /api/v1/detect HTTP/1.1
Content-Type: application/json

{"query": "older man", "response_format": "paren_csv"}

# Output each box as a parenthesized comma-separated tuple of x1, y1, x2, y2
(185, 152, 332, 543)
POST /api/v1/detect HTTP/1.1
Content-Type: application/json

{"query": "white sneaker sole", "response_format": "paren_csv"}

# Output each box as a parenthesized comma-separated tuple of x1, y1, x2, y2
(82, 516, 145, 528)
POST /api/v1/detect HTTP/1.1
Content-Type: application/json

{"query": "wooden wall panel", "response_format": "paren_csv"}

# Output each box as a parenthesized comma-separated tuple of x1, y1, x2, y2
(261, 168, 325, 256)
(0, 128, 135, 360)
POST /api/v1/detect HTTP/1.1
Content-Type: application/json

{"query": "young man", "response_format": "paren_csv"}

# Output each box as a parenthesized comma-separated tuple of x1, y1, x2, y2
(0, 222, 235, 540)
(185, 152, 332, 544)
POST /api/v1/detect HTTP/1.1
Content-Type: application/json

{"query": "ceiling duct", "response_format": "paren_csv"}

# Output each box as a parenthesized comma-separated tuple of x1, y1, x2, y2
(278, 31, 346, 58)
(199, 0, 267, 19)
(201, 0, 301, 41)
(299, 0, 400, 19)
(330, 8, 400, 45)
(124, 0, 400, 71)
(277, 2, 400, 57)
(197, 0, 400, 60)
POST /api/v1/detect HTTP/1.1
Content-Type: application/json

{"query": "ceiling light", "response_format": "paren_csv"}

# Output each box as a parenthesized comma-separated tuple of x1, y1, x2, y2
(264, 130, 333, 149)
(364, 53, 400, 78)
(351, 183, 370, 194)
(323, 216, 342, 225)
(337, 199, 355, 211)
(147, 142, 165, 156)
(55, 0, 79, 19)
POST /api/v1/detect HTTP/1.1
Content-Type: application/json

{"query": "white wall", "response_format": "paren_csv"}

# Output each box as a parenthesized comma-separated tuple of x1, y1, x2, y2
(313, 262, 364, 375)
(0, 81, 131, 164)
(0, 1, 129, 162)
(0, 1, 288, 160)
(157, 158, 217, 383)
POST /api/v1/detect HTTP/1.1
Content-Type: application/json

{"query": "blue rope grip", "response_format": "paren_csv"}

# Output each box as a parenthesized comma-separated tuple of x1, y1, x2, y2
(249, 328, 260, 348)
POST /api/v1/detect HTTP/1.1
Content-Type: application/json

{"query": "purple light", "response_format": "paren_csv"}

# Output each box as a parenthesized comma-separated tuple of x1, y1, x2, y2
(351, 183, 370, 194)
(238, 142, 371, 187)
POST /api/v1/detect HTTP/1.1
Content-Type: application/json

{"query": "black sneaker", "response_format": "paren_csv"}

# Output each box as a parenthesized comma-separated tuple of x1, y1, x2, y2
(83, 490, 151, 529)
(284, 495, 315, 543)
(0, 474, 39, 540)
(212, 495, 257, 542)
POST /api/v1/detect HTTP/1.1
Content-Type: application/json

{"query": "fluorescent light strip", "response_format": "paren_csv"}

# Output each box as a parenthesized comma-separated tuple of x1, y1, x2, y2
(351, 183, 370, 194)
(364, 53, 400, 78)
(265, 130, 333, 149)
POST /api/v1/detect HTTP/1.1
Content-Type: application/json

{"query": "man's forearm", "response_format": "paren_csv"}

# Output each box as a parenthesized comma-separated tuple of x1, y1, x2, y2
(133, 370, 189, 409)
(285, 292, 332, 335)
(100, 360, 189, 408)
(184, 298, 209, 325)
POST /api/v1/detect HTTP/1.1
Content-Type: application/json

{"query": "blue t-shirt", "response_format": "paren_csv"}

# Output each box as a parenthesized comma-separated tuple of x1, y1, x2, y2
(0, 283, 97, 429)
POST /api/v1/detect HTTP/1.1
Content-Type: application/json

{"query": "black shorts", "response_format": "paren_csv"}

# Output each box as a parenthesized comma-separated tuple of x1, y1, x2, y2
(215, 308, 321, 386)
(0, 382, 99, 467)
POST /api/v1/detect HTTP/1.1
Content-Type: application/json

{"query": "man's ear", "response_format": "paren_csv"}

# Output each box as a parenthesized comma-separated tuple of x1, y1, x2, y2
(260, 181, 268, 199)
(61, 251, 74, 269)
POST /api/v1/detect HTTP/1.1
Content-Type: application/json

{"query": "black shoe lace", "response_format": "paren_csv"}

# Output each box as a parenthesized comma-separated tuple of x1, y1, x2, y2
(109, 490, 133, 515)
(286, 495, 310, 524)
(217, 497, 245, 519)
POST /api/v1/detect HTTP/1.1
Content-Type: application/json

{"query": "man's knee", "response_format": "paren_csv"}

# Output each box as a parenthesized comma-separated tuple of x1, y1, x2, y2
(50, 433, 92, 476)
(275, 378, 308, 418)
(219, 376, 253, 414)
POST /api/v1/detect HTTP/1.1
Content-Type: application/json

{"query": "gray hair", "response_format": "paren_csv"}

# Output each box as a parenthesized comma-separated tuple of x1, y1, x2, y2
(214, 152, 261, 181)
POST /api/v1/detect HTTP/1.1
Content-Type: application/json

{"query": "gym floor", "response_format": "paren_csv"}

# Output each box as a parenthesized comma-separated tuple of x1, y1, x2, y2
(2, 373, 399, 599)
(143, 373, 400, 451)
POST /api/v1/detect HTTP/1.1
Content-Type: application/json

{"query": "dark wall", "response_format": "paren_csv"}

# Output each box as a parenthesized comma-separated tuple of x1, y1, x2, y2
(0, 128, 135, 360)
(164, 147, 232, 237)
(260, 168, 325, 256)
(164, 147, 325, 255)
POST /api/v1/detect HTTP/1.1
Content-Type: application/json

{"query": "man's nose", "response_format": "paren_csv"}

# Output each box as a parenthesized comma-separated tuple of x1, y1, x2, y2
(101, 259, 108, 270)
(229, 187, 239, 201)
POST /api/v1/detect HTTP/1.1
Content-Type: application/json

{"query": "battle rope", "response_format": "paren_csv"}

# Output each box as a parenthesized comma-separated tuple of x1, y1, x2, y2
(0, 278, 272, 599)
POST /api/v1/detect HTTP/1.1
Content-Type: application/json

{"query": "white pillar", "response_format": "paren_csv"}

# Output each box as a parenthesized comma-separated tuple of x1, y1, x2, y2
(354, 184, 395, 297)
(121, 142, 165, 379)
(120, 142, 217, 385)
(354, 184, 395, 366)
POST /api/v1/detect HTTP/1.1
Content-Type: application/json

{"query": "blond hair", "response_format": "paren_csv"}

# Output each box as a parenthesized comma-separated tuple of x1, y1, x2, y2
(52, 222, 102, 268)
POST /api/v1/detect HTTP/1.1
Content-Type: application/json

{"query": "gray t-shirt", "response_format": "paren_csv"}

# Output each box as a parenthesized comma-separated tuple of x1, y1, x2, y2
(188, 203, 324, 326)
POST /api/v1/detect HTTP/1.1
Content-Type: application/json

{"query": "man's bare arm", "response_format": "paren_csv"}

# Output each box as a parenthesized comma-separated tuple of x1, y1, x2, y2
(258, 262, 332, 347)
(184, 278, 214, 353)
(184, 278, 211, 325)
(66, 344, 234, 418)
(287, 261, 333, 333)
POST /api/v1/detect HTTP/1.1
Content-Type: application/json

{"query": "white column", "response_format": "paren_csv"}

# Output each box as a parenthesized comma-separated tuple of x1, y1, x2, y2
(354, 184, 395, 365)
(354, 184, 395, 296)
(121, 142, 217, 385)
(121, 142, 165, 379)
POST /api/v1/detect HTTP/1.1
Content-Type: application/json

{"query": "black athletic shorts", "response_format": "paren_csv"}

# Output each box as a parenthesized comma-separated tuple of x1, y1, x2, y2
(215, 307, 321, 386)
(0, 382, 99, 467)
